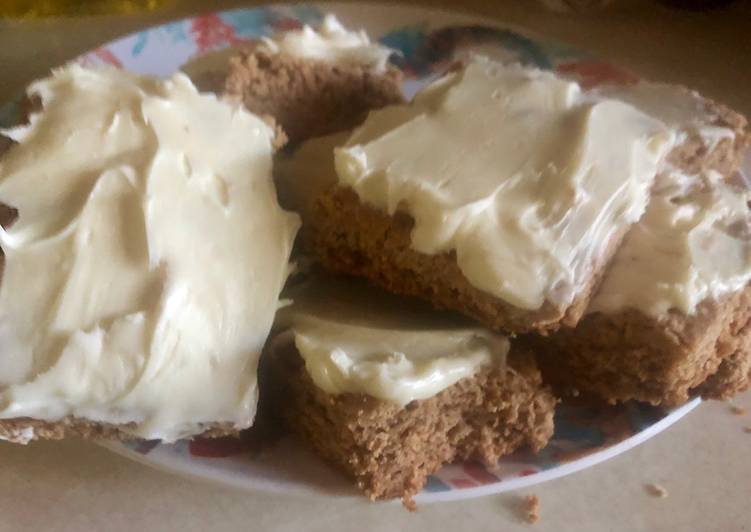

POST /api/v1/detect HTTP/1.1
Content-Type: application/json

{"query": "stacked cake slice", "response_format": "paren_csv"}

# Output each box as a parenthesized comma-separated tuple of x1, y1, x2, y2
(1, 13, 749, 507)
(224, 16, 751, 502)
(534, 85, 751, 405)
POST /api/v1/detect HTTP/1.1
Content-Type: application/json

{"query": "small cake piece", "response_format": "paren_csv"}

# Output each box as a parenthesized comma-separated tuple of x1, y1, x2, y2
(0, 65, 300, 443)
(224, 15, 404, 145)
(268, 275, 555, 503)
(309, 60, 678, 334)
(534, 85, 751, 406)
(524, 494, 541, 523)
(645, 483, 668, 499)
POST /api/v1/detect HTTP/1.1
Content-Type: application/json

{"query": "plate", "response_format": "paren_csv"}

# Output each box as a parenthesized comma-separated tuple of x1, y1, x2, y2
(0, 2, 703, 503)
(101, 399, 700, 503)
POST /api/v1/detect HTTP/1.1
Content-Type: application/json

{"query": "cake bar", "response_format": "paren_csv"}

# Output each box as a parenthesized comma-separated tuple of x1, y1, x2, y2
(0, 66, 299, 443)
(308, 61, 678, 334)
(223, 15, 404, 145)
(271, 337, 555, 503)
(533, 86, 751, 406)
(267, 275, 555, 503)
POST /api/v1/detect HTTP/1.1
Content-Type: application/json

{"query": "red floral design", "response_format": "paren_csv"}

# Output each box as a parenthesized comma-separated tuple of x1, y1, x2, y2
(79, 47, 123, 68)
(95, 48, 123, 67)
(462, 463, 500, 484)
(449, 478, 477, 489)
(188, 436, 249, 458)
(556, 61, 639, 89)
(271, 17, 303, 31)
(191, 15, 242, 53)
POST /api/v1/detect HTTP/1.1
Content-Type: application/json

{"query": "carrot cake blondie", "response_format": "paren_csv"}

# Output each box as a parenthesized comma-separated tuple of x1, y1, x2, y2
(308, 59, 679, 334)
(223, 15, 404, 145)
(267, 274, 555, 503)
(533, 84, 751, 406)
(0, 65, 299, 443)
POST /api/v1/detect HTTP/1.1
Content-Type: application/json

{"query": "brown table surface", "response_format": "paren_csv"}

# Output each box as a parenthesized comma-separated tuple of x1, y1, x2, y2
(1, 2, 750, 531)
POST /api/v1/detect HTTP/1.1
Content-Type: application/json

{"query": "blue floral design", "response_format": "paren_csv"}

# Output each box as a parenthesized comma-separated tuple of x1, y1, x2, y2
(0, 100, 21, 129)
(131, 21, 188, 56)
(553, 410, 606, 448)
(217, 6, 323, 41)
(423, 475, 452, 492)
(219, 8, 274, 39)
(379, 24, 427, 71)
(163, 21, 188, 43)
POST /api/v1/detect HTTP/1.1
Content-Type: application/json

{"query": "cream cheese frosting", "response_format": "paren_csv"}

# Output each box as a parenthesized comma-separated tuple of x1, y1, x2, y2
(594, 83, 735, 152)
(587, 83, 751, 317)
(335, 60, 676, 310)
(259, 14, 393, 72)
(591, 168, 751, 317)
(0, 65, 300, 441)
(275, 277, 508, 405)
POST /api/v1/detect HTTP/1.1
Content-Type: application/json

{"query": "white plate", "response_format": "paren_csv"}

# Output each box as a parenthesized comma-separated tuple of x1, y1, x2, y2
(0, 1, 704, 503)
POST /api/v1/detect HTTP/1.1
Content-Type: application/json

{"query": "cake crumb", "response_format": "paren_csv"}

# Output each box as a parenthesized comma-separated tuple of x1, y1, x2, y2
(645, 483, 668, 498)
(402, 496, 417, 512)
(743, 426, 751, 433)
(524, 494, 540, 524)
(730, 404, 747, 415)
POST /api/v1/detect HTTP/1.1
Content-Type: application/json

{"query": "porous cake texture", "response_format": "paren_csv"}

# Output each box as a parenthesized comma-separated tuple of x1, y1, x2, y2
(532, 96, 751, 406)
(225, 49, 404, 145)
(269, 337, 555, 503)
(308, 90, 747, 338)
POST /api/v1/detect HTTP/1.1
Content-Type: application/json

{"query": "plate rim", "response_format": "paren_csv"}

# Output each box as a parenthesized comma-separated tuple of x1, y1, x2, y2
(6, 1, 702, 503)
(100, 398, 701, 503)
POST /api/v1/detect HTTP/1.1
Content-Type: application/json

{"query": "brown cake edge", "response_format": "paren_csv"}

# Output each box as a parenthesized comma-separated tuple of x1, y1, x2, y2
(224, 48, 404, 145)
(0, 417, 240, 444)
(532, 284, 751, 406)
(309, 186, 623, 335)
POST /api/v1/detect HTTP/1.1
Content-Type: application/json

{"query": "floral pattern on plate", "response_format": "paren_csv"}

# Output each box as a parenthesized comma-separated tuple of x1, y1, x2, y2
(0, 3, 700, 502)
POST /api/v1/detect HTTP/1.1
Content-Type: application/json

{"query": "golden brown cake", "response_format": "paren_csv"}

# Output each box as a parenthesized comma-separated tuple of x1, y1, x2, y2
(223, 15, 404, 145)
(531, 91, 750, 406)
(266, 275, 555, 504)
(307, 65, 716, 335)
(270, 337, 555, 504)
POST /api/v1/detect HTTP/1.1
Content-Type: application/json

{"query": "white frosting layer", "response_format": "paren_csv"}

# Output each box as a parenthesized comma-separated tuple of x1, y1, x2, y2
(588, 83, 751, 316)
(591, 169, 751, 316)
(276, 277, 508, 405)
(0, 65, 300, 441)
(595, 83, 735, 152)
(335, 61, 675, 310)
(259, 14, 393, 72)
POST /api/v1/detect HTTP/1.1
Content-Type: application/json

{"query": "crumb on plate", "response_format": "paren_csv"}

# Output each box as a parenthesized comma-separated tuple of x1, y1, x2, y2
(645, 483, 668, 498)
(524, 494, 540, 524)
